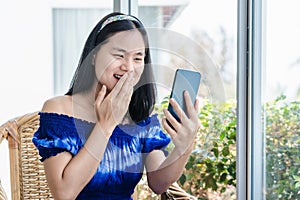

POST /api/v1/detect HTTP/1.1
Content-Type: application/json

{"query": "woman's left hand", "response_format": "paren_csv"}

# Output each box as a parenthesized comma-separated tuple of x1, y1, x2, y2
(162, 91, 201, 155)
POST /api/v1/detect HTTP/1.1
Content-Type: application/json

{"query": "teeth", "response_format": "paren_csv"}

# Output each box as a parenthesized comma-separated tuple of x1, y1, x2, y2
(114, 74, 122, 79)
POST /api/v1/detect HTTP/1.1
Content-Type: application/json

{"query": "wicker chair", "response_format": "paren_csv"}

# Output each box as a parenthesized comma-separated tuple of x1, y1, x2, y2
(0, 112, 52, 200)
(0, 180, 7, 200)
(0, 112, 196, 200)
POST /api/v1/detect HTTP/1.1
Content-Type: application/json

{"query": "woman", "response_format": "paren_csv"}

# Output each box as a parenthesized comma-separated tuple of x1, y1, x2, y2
(33, 12, 200, 199)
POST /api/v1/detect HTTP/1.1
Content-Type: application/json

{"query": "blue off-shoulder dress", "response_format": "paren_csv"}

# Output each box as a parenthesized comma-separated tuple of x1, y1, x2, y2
(32, 112, 171, 200)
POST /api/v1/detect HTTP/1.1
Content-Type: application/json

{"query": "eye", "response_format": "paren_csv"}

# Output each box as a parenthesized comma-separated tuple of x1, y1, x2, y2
(134, 57, 144, 62)
(113, 54, 124, 58)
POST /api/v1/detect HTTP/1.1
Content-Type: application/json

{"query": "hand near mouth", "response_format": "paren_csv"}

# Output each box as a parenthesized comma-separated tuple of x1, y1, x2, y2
(94, 72, 135, 137)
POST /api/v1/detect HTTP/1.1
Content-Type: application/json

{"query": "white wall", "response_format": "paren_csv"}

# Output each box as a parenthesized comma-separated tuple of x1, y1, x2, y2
(0, 0, 53, 199)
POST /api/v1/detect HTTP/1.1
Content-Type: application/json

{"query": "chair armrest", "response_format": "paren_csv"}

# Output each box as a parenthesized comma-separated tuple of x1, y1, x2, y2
(0, 179, 8, 200)
(161, 182, 197, 200)
(0, 122, 9, 144)
(0, 112, 39, 200)
(0, 112, 39, 144)
(0, 119, 19, 145)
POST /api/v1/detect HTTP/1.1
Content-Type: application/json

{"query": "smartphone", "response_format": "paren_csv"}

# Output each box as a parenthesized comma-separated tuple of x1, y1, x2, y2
(167, 69, 201, 122)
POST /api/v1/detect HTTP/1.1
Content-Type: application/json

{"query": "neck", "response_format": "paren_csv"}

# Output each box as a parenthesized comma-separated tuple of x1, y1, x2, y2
(72, 81, 99, 122)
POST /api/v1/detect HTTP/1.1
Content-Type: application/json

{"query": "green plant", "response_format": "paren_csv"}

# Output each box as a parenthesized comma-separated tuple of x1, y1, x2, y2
(179, 99, 236, 199)
(137, 95, 300, 200)
(265, 95, 300, 200)
(155, 97, 237, 199)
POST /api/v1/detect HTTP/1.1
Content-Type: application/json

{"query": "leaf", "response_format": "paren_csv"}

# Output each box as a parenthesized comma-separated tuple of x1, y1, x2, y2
(220, 173, 227, 183)
(220, 187, 226, 193)
(229, 131, 236, 140)
(212, 147, 219, 158)
(220, 131, 226, 141)
(222, 146, 230, 156)
(217, 163, 225, 171)
(186, 161, 193, 170)
(206, 162, 213, 172)
(179, 174, 187, 186)
(292, 175, 300, 182)
(204, 174, 218, 191)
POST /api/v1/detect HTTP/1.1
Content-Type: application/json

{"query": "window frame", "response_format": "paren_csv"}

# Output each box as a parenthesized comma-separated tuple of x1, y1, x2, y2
(237, 0, 264, 199)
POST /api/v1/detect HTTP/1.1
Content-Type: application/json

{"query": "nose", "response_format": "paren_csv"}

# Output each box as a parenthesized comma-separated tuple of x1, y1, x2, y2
(121, 58, 134, 72)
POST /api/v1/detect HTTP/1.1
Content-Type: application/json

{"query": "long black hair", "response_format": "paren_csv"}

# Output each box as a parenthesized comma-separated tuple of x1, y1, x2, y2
(65, 12, 156, 123)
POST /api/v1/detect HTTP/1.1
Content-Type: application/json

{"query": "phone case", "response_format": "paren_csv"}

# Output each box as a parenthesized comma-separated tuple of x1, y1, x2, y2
(167, 69, 201, 122)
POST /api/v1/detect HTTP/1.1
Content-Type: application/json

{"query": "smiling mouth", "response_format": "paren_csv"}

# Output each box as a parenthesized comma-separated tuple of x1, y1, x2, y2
(114, 74, 123, 80)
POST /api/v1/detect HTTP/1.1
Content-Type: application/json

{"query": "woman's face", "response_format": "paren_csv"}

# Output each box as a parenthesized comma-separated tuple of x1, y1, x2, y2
(94, 29, 146, 92)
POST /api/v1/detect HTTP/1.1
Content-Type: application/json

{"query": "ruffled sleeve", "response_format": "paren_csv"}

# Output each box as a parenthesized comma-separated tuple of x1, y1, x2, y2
(139, 114, 171, 153)
(32, 113, 83, 162)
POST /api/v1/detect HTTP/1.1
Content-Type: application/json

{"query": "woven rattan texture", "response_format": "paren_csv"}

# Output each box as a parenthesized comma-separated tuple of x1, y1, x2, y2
(19, 115, 53, 200)
(0, 180, 7, 200)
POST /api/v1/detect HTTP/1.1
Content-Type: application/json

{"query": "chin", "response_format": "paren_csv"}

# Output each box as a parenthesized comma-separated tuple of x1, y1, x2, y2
(106, 86, 113, 93)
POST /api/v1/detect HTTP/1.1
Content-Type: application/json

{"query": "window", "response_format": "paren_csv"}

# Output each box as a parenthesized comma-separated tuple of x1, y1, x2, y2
(137, 1, 238, 199)
(52, 1, 300, 199)
(52, 4, 112, 95)
(240, 0, 300, 199)
(138, 0, 237, 103)
(263, 1, 300, 199)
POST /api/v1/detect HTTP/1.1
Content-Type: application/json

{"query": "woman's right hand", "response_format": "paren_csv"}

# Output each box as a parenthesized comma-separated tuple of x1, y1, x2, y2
(94, 72, 135, 137)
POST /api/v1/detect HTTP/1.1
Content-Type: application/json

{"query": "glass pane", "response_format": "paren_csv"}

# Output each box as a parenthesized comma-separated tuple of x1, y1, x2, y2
(264, 1, 300, 199)
(137, 0, 237, 199)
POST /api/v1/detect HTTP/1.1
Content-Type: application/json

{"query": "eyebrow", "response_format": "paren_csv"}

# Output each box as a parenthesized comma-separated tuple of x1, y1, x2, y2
(112, 47, 145, 56)
(112, 47, 126, 53)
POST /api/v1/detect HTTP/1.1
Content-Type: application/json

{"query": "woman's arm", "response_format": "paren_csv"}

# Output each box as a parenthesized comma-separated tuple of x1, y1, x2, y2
(43, 74, 134, 199)
(42, 98, 110, 200)
(145, 91, 200, 194)
(145, 147, 193, 194)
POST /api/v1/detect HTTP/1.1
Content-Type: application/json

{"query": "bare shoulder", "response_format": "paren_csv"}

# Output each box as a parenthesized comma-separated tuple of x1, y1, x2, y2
(41, 95, 73, 115)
